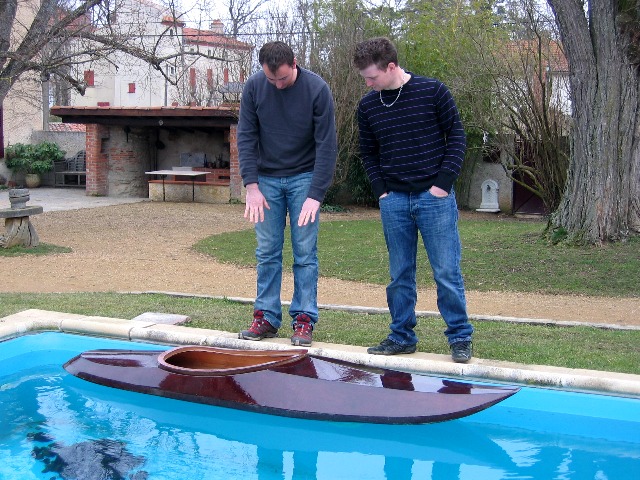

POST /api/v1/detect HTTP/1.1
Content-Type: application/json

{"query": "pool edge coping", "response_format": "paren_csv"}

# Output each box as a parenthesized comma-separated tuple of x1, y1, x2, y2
(1, 308, 639, 398)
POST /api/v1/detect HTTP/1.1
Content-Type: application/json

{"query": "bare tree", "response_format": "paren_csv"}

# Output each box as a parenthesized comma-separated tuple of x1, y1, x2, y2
(223, 0, 271, 38)
(310, 0, 370, 201)
(546, 0, 640, 243)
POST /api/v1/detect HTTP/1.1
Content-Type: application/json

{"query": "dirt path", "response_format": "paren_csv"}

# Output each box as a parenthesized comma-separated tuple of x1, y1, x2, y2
(3, 201, 639, 327)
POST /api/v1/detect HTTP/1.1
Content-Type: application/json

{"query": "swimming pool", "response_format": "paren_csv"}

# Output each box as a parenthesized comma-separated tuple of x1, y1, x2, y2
(1, 332, 638, 479)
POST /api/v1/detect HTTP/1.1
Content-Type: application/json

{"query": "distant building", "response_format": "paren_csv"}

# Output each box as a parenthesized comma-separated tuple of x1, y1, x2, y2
(70, 1, 252, 108)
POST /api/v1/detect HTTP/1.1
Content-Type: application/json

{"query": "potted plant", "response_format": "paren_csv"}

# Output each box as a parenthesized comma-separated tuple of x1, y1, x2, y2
(5, 141, 65, 188)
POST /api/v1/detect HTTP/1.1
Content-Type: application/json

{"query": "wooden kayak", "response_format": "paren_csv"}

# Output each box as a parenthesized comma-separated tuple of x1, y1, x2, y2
(63, 345, 519, 424)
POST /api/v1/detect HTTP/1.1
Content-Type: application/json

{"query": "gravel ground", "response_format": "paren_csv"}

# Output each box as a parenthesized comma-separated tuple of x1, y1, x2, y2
(3, 200, 639, 327)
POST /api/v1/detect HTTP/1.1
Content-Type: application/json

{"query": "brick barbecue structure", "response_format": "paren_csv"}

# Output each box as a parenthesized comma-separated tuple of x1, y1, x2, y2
(50, 106, 242, 203)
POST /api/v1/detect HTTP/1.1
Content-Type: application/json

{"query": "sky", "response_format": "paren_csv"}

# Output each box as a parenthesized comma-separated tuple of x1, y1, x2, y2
(177, 0, 400, 30)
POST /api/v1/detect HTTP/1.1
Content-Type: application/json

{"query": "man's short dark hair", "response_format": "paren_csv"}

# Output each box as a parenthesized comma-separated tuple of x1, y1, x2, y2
(353, 37, 398, 70)
(259, 41, 295, 74)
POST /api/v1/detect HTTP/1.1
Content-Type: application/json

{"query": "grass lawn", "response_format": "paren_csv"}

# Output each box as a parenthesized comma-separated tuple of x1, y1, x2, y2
(0, 243, 70, 256)
(194, 216, 640, 297)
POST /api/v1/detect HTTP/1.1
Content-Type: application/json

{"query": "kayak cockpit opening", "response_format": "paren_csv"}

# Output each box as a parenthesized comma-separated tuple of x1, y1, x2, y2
(157, 345, 308, 376)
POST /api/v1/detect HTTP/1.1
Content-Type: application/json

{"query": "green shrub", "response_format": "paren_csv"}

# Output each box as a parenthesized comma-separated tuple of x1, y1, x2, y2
(5, 141, 65, 175)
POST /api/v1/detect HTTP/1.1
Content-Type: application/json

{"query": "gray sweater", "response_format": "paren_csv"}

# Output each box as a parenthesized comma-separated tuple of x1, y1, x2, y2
(237, 66, 338, 202)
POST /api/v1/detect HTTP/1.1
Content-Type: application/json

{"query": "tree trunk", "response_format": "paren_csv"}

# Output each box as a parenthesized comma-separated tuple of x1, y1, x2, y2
(548, 0, 640, 243)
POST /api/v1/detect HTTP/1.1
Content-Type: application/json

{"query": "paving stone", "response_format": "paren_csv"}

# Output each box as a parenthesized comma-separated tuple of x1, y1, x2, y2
(131, 312, 190, 325)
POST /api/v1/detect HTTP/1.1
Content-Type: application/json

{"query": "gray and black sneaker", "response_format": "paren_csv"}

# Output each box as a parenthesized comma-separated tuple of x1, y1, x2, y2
(367, 338, 417, 356)
(238, 310, 278, 341)
(291, 314, 313, 346)
(451, 341, 473, 363)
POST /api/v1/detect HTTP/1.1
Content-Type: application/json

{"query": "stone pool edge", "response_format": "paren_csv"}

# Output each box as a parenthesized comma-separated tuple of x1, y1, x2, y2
(1, 308, 639, 398)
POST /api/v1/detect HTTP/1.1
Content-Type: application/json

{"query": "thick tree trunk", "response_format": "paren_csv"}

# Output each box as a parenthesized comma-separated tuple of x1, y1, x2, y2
(548, 0, 640, 243)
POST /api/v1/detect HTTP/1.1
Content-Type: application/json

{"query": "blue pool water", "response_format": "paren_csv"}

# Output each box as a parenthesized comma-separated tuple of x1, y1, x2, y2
(0, 332, 638, 480)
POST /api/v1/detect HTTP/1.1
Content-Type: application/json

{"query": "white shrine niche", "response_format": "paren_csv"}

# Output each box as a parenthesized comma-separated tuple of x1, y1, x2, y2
(476, 179, 501, 213)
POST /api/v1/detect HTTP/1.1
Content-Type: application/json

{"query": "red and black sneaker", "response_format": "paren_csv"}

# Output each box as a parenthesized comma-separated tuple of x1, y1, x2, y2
(238, 310, 278, 341)
(291, 314, 313, 346)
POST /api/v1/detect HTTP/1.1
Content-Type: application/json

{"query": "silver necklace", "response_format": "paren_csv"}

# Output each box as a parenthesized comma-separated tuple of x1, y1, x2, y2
(379, 74, 408, 108)
(380, 84, 403, 108)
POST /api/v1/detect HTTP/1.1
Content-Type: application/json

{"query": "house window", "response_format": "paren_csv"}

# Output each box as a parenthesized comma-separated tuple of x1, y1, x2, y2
(84, 70, 95, 87)
(207, 49, 212, 57)
(128, 83, 135, 93)
(169, 66, 175, 75)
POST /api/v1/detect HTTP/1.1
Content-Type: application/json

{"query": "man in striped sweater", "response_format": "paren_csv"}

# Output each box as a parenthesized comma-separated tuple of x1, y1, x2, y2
(353, 37, 474, 363)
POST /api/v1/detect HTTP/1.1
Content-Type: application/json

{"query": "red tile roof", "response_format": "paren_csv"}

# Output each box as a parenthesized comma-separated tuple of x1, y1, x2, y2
(507, 40, 568, 72)
(48, 123, 86, 132)
(161, 15, 186, 27)
(52, 105, 237, 115)
(182, 27, 252, 51)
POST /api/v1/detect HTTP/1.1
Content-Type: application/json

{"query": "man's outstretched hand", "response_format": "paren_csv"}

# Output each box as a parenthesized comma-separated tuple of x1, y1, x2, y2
(243, 183, 270, 223)
(298, 198, 320, 226)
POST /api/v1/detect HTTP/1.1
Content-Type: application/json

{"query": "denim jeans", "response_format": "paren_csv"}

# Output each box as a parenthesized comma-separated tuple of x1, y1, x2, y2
(379, 190, 473, 346)
(254, 172, 319, 329)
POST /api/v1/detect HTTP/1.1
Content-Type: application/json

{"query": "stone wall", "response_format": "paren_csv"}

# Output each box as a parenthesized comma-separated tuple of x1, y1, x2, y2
(31, 131, 86, 159)
(148, 182, 230, 203)
(155, 129, 229, 171)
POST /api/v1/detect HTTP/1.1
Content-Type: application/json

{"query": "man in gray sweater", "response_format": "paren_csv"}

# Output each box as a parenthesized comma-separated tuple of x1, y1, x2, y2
(238, 41, 337, 346)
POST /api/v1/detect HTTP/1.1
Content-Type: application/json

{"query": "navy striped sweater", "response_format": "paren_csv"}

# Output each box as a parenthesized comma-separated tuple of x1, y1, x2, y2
(357, 73, 466, 198)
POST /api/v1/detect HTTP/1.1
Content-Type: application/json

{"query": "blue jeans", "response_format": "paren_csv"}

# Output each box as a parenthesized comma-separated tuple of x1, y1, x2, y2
(379, 190, 473, 346)
(254, 172, 319, 329)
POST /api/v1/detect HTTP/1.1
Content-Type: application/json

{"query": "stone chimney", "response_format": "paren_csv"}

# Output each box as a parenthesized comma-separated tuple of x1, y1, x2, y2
(210, 19, 224, 34)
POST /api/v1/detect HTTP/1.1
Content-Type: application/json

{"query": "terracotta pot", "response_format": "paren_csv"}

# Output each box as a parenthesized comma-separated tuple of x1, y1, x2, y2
(24, 173, 41, 188)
